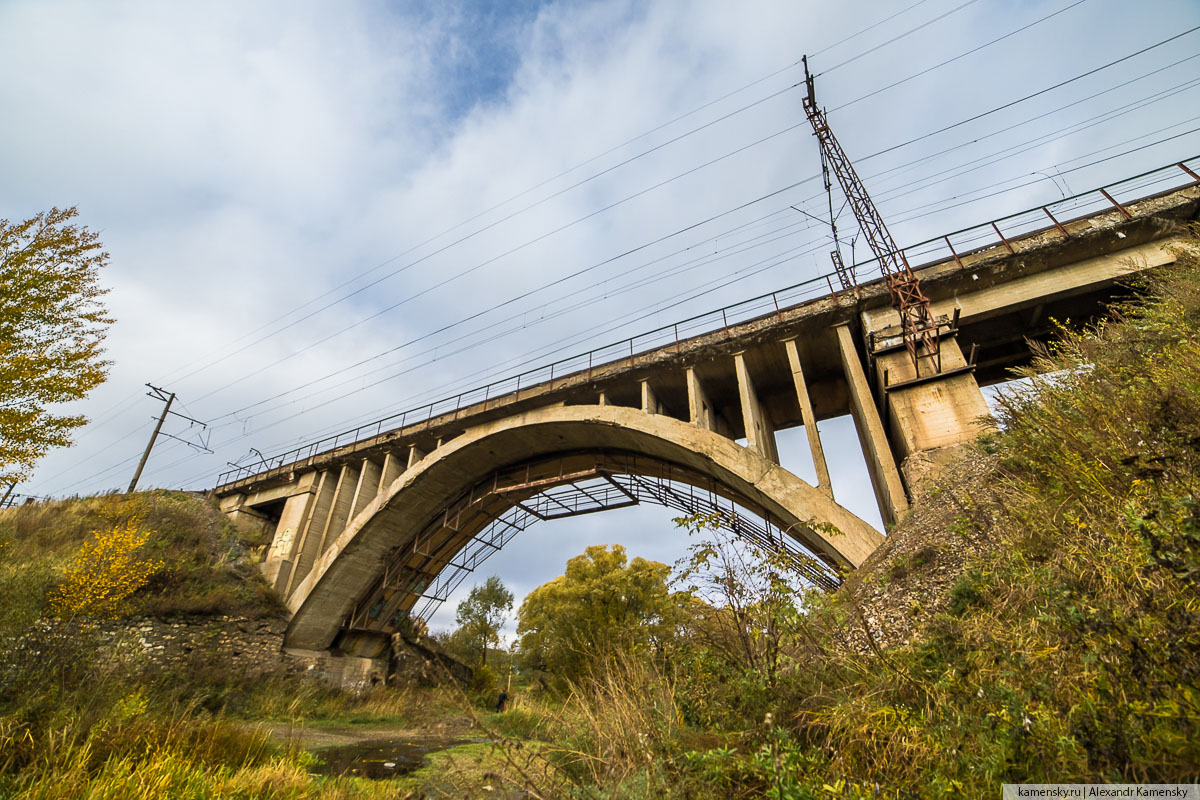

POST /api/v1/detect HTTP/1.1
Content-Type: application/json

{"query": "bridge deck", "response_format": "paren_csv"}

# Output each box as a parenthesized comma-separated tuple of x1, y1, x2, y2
(215, 176, 1199, 499)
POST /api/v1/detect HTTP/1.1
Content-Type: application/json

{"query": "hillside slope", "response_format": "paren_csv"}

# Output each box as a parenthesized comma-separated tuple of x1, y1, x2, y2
(791, 232, 1200, 790)
(0, 489, 284, 625)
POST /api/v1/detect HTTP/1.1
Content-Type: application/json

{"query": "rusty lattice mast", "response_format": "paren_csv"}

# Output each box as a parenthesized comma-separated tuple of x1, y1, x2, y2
(802, 56, 941, 375)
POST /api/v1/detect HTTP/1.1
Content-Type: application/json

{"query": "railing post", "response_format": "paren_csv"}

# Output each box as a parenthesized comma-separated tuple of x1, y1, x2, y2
(991, 221, 1014, 254)
(1042, 207, 1069, 238)
(944, 236, 963, 268)
(1100, 187, 1131, 219)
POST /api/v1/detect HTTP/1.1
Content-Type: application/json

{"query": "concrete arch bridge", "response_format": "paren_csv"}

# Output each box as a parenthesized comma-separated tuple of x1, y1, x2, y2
(213, 169, 1199, 662)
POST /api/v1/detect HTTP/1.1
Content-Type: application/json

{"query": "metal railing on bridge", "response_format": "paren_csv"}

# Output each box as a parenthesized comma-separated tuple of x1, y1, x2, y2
(217, 157, 1200, 487)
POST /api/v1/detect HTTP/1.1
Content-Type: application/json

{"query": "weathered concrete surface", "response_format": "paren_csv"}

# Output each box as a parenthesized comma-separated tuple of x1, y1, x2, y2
(861, 239, 1181, 332)
(873, 336, 994, 491)
(836, 324, 908, 527)
(284, 404, 884, 651)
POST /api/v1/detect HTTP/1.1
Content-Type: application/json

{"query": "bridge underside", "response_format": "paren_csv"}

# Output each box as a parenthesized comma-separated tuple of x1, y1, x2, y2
(212, 180, 1200, 653)
(355, 449, 846, 632)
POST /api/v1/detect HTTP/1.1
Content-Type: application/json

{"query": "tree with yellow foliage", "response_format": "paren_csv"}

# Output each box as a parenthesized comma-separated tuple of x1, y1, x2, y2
(1, 207, 113, 484)
(49, 520, 163, 619)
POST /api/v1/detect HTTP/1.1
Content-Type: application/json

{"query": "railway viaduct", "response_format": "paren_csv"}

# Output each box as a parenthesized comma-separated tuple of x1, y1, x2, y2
(212, 167, 1199, 669)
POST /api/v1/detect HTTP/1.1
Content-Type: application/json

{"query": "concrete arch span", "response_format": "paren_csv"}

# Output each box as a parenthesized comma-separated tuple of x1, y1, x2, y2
(360, 448, 848, 630)
(284, 404, 883, 650)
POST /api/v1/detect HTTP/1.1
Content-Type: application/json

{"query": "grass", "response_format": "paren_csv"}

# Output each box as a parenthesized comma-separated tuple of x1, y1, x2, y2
(0, 490, 464, 798)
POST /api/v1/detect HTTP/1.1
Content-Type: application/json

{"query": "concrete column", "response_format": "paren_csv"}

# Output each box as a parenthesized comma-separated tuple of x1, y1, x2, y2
(317, 462, 361, 555)
(260, 472, 319, 592)
(349, 458, 383, 520)
(640, 380, 661, 415)
(407, 445, 427, 470)
(733, 352, 780, 464)
(285, 469, 338, 596)
(873, 334, 993, 489)
(783, 338, 833, 497)
(598, 392, 610, 406)
(379, 451, 403, 491)
(686, 367, 716, 432)
(835, 324, 908, 527)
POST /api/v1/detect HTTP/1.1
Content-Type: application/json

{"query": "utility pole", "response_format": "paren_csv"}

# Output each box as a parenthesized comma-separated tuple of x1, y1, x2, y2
(801, 56, 942, 375)
(128, 385, 176, 493)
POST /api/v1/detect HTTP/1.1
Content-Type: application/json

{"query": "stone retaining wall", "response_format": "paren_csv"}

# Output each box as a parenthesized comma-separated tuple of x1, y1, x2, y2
(91, 616, 455, 692)
(100, 615, 290, 676)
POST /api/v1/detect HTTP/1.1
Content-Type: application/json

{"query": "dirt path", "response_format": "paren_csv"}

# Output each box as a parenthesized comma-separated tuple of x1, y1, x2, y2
(255, 713, 476, 749)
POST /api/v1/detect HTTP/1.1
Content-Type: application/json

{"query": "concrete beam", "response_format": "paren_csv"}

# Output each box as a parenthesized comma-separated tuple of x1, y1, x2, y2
(349, 458, 383, 521)
(284, 469, 338, 597)
(686, 367, 716, 432)
(379, 451, 403, 493)
(734, 352, 779, 464)
(260, 472, 319, 591)
(641, 380, 661, 415)
(861, 239, 1178, 331)
(317, 462, 361, 556)
(783, 338, 832, 497)
(835, 324, 908, 527)
(241, 479, 318, 509)
(217, 494, 262, 531)
(407, 445, 427, 470)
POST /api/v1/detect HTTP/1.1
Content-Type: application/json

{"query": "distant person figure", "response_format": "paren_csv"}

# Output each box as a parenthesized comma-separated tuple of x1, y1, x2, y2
(496, 691, 508, 712)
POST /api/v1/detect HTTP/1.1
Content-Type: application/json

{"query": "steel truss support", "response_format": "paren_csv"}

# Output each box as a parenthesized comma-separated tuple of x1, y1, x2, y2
(346, 451, 843, 633)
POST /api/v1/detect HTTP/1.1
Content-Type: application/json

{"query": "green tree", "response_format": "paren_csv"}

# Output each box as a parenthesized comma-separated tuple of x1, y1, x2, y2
(1, 207, 112, 484)
(674, 513, 812, 690)
(454, 575, 513, 667)
(516, 544, 683, 683)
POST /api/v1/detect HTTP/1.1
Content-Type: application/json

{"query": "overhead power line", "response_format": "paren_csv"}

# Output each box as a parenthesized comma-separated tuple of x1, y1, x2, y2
(198, 49, 1200, 426)
(193, 12, 1189, 411)
(853, 24, 1200, 160)
(152, 0, 957, 391)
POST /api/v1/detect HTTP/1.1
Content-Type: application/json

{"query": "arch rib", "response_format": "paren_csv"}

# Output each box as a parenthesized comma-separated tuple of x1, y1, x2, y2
(283, 405, 883, 650)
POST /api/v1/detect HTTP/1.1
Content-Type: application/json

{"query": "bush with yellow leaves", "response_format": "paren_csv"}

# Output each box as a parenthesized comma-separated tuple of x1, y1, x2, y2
(49, 519, 163, 619)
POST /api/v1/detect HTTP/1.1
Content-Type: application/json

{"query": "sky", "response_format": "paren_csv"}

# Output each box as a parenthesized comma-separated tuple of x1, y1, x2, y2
(3, 0, 1199, 638)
